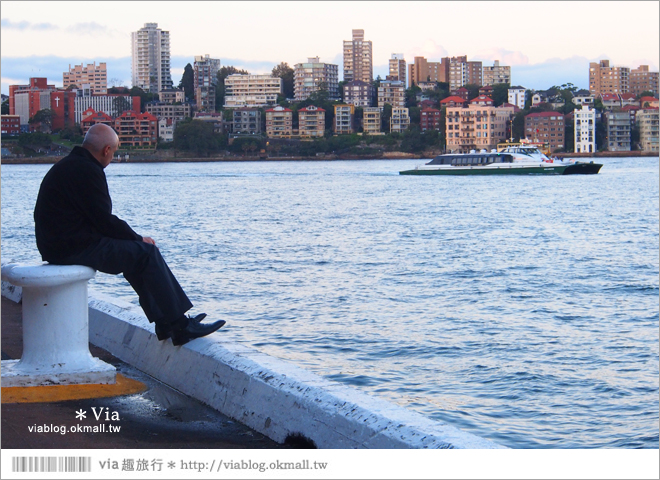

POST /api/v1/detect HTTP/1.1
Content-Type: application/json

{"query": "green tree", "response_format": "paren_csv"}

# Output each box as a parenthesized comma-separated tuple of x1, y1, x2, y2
(18, 132, 52, 149)
(1, 98, 9, 115)
(637, 91, 656, 100)
(28, 109, 55, 133)
(272, 62, 294, 99)
(405, 85, 421, 108)
(512, 110, 526, 141)
(381, 104, 392, 133)
(128, 86, 158, 112)
(112, 96, 132, 117)
(464, 84, 481, 100)
(491, 83, 510, 106)
(178, 63, 195, 102)
(173, 119, 223, 156)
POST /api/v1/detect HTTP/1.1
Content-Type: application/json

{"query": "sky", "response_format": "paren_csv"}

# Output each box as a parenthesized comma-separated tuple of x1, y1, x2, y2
(1, 0, 659, 96)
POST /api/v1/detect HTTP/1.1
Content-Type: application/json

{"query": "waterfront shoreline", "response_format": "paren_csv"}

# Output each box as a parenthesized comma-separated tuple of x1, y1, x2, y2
(1, 150, 658, 165)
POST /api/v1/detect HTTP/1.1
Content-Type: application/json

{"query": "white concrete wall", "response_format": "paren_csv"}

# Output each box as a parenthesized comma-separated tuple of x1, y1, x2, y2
(2, 281, 505, 449)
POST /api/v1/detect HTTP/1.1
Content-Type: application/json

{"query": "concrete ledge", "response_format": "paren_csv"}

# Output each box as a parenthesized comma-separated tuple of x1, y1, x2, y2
(2, 281, 505, 449)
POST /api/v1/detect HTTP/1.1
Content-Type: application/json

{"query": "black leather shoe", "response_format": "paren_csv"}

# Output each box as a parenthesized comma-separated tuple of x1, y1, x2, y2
(171, 319, 226, 346)
(155, 313, 207, 341)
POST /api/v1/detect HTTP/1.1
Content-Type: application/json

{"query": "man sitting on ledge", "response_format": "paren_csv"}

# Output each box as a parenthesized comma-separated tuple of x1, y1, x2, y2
(33, 123, 225, 346)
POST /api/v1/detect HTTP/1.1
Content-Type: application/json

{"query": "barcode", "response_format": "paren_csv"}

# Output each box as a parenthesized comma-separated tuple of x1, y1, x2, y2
(12, 456, 92, 473)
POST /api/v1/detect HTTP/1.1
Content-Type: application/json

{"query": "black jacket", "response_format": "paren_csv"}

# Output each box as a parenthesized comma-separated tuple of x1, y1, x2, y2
(34, 146, 142, 262)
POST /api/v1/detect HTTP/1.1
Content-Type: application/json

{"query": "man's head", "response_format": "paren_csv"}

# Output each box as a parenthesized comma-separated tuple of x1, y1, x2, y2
(82, 124, 119, 168)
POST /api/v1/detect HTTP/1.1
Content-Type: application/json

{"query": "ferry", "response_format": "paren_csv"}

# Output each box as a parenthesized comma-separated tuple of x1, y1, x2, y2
(399, 144, 602, 176)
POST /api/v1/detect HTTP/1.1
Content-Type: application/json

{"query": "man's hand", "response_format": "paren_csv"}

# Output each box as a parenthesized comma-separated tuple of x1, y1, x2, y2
(142, 236, 156, 246)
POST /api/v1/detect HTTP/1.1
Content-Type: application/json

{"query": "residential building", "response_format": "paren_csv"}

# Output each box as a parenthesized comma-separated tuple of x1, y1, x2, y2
(620, 93, 638, 108)
(524, 112, 566, 152)
(378, 80, 405, 108)
(482, 60, 511, 86)
(589, 59, 629, 96)
(224, 74, 282, 108)
(445, 104, 513, 153)
(74, 90, 139, 124)
(343, 80, 374, 107)
(452, 87, 470, 100)
(294, 57, 339, 101)
(158, 88, 185, 104)
(448, 56, 482, 90)
(479, 85, 494, 97)
(420, 108, 441, 132)
(508, 86, 526, 110)
(408, 56, 446, 88)
(145, 102, 192, 123)
(298, 105, 325, 138)
(233, 108, 262, 135)
(343, 29, 372, 84)
(158, 117, 176, 142)
(8, 78, 56, 125)
(574, 105, 596, 153)
(639, 96, 659, 108)
(193, 112, 224, 133)
(390, 107, 410, 133)
(637, 108, 659, 153)
(388, 54, 406, 84)
(334, 104, 354, 134)
(362, 107, 381, 134)
(572, 94, 594, 107)
(194, 54, 221, 112)
(604, 111, 631, 152)
(80, 109, 114, 133)
(63, 62, 107, 94)
(113, 110, 158, 147)
(630, 65, 659, 98)
(440, 96, 468, 109)
(131, 23, 173, 93)
(599, 93, 621, 110)
(1, 115, 21, 135)
(470, 95, 494, 107)
(265, 105, 293, 138)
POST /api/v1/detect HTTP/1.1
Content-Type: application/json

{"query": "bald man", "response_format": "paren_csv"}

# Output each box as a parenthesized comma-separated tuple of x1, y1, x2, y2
(34, 124, 225, 346)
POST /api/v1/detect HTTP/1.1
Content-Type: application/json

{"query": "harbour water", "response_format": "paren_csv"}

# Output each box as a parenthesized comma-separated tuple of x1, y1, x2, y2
(2, 157, 658, 448)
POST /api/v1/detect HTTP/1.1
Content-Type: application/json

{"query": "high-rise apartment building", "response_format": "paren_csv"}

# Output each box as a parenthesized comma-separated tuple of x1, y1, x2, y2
(637, 108, 659, 153)
(294, 57, 339, 101)
(408, 56, 446, 88)
(343, 29, 373, 83)
(604, 111, 631, 152)
(445, 104, 513, 153)
(63, 62, 107, 94)
(574, 105, 596, 153)
(448, 56, 482, 90)
(343, 80, 374, 107)
(630, 65, 659, 97)
(482, 60, 511, 86)
(377, 81, 405, 109)
(194, 55, 221, 112)
(223, 75, 282, 108)
(388, 54, 406, 84)
(131, 23, 173, 93)
(589, 60, 630, 96)
(524, 112, 565, 152)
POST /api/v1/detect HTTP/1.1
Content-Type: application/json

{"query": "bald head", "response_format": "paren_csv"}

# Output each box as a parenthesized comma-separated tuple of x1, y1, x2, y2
(82, 124, 119, 167)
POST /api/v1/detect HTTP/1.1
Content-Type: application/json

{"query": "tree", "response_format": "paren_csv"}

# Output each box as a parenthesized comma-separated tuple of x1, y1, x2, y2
(173, 119, 223, 156)
(129, 86, 158, 112)
(491, 83, 510, 106)
(381, 104, 392, 133)
(1, 98, 8, 115)
(272, 62, 294, 99)
(464, 84, 481, 100)
(28, 109, 55, 133)
(405, 85, 421, 108)
(178, 63, 195, 102)
(18, 132, 52, 149)
(637, 91, 656, 100)
(112, 96, 132, 117)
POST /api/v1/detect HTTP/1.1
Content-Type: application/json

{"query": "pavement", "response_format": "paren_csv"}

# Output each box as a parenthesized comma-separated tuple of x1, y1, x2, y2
(1, 296, 291, 449)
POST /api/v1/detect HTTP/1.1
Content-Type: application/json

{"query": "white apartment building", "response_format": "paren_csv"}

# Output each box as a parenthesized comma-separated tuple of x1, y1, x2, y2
(294, 57, 339, 101)
(573, 94, 595, 106)
(63, 62, 107, 94)
(390, 107, 410, 133)
(334, 104, 354, 134)
(74, 90, 136, 124)
(574, 105, 596, 153)
(224, 74, 282, 108)
(378, 80, 406, 108)
(508, 87, 526, 110)
(482, 60, 511, 86)
(343, 29, 373, 84)
(389, 54, 406, 84)
(637, 108, 659, 153)
(158, 117, 175, 142)
(131, 23, 173, 93)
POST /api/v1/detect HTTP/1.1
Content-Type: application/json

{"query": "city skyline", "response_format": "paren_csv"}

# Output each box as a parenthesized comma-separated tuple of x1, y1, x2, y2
(1, 1, 659, 96)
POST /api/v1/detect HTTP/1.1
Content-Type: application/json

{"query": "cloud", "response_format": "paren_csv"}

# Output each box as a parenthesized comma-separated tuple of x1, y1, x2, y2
(71, 22, 113, 35)
(1, 18, 58, 31)
(514, 56, 590, 90)
(473, 48, 529, 66)
(405, 39, 448, 61)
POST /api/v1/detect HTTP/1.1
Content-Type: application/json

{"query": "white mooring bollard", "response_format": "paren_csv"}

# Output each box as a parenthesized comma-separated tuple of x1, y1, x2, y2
(1, 263, 116, 387)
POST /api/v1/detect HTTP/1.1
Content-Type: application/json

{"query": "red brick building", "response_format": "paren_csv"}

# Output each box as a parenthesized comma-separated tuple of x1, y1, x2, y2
(9, 78, 75, 131)
(524, 111, 566, 152)
(1, 115, 21, 135)
(81, 108, 114, 133)
(114, 110, 158, 147)
(49, 90, 77, 131)
(420, 108, 441, 132)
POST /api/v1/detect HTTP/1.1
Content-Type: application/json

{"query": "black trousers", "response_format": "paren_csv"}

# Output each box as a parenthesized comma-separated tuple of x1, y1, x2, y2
(51, 237, 193, 328)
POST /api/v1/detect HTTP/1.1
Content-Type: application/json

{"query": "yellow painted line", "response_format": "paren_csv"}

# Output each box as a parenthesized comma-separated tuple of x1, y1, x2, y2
(1, 374, 147, 404)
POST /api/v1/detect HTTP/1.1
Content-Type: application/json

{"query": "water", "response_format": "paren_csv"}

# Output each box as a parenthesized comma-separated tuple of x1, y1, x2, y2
(2, 157, 658, 449)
